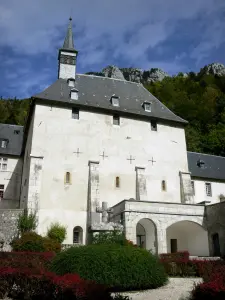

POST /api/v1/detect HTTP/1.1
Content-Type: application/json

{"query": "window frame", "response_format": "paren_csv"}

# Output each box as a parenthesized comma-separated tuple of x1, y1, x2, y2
(113, 115, 120, 126)
(161, 180, 167, 192)
(115, 176, 120, 188)
(111, 95, 120, 107)
(151, 120, 157, 131)
(72, 107, 79, 119)
(205, 182, 212, 197)
(65, 172, 71, 185)
(0, 139, 8, 149)
(143, 102, 151, 112)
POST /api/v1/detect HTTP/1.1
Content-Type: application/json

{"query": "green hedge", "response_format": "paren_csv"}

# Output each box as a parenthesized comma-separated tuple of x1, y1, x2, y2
(11, 232, 61, 253)
(50, 244, 168, 291)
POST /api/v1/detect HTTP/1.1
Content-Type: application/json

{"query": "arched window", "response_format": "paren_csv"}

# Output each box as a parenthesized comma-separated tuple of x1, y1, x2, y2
(65, 172, 71, 184)
(73, 226, 83, 244)
(115, 176, 120, 188)
(162, 180, 166, 191)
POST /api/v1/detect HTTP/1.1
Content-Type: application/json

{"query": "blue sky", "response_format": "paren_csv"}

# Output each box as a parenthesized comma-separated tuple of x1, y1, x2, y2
(0, 0, 225, 99)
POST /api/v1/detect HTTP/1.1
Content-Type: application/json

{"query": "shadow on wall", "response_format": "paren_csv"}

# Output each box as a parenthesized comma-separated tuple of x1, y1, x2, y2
(204, 202, 225, 257)
(0, 159, 22, 209)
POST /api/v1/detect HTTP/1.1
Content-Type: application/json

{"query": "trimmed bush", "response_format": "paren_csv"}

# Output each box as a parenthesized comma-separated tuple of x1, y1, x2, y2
(11, 232, 61, 253)
(47, 222, 67, 244)
(50, 244, 168, 291)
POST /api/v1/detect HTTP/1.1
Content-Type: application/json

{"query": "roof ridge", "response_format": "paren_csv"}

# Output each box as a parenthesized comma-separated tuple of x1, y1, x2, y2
(188, 151, 225, 159)
(76, 73, 141, 85)
(0, 123, 24, 128)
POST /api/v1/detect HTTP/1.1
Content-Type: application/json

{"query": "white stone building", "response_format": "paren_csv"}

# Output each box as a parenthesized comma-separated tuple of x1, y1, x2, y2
(0, 19, 225, 257)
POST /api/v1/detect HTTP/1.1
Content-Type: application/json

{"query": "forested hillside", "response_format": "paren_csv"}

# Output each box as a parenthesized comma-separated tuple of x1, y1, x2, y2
(0, 72, 225, 156)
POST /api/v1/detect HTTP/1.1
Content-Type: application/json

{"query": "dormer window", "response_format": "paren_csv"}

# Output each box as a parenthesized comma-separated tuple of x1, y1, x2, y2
(67, 78, 75, 88)
(143, 102, 151, 112)
(111, 94, 120, 107)
(70, 88, 79, 100)
(197, 159, 205, 168)
(0, 139, 8, 149)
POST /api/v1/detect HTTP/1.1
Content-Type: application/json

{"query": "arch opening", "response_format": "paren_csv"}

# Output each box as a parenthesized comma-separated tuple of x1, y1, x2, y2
(166, 221, 209, 256)
(136, 218, 157, 254)
(73, 226, 83, 244)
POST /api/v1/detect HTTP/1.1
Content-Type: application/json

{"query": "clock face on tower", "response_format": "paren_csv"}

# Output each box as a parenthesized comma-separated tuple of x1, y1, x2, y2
(60, 54, 76, 65)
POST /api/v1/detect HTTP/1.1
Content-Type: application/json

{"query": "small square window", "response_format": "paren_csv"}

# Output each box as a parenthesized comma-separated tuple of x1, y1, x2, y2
(191, 181, 195, 196)
(111, 96, 119, 107)
(205, 183, 212, 197)
(143, 102, 151, 112)
(113, 115, 120, 126)
(151, 121, 157, 131)
(70, 89, 79, 100)
(3, 158, 7, 162)
(14, 130, 20, 135)
(72, 108, 79, 119)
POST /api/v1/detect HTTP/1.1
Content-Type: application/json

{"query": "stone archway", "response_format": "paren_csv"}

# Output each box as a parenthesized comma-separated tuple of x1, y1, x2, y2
(136, 218, 157, 254)
(166, 221, 209, 256)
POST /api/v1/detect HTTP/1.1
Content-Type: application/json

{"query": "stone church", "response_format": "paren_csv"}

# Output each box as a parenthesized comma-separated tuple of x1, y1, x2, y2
(0, 19, 225, 257)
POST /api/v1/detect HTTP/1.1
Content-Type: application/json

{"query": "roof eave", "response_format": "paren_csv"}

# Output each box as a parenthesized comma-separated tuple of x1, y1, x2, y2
(32, 96, 188, 127)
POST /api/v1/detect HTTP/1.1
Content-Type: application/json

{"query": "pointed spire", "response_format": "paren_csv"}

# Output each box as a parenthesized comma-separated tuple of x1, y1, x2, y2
(63, 17, 75, 50)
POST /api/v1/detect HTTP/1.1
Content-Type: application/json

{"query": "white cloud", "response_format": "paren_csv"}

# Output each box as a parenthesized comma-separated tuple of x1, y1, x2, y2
(0, 0, 225, 97)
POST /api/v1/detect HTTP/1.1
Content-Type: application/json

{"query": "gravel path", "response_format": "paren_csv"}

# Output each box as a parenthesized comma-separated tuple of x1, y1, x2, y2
(117, 278, 202, 300)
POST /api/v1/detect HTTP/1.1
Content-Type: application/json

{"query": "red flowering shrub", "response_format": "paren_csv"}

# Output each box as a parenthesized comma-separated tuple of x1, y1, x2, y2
(0, 267, 112, 300)
(160, 251, 225, 278)
(0, 251, 55, 272)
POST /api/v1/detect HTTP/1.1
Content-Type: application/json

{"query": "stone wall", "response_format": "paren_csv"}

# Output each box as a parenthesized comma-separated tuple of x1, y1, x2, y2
(0, 209, 24, 249)
(205, 202, 225, 257)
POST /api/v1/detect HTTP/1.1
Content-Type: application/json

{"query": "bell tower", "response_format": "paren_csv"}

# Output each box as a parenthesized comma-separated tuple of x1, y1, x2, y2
(58, 17, 78, 80)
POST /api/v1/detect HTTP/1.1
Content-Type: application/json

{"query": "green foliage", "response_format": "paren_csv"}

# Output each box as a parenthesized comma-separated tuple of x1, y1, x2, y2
(50, 244, 168, 291)
(47, 222, 67, 244)
(146, 73, 225, 156)
(11, 232, 61, 253)
(92, 230, 127, 245)
(17, 211, 37, 234)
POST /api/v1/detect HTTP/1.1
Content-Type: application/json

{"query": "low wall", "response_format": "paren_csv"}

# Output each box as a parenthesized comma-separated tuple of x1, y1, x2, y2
(0, 209, 24, 248)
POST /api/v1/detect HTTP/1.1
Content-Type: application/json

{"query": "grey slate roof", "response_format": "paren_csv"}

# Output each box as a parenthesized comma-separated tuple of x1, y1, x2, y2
(33, 74, 187, 124)
(187, 152, 225, 181)
(0, 124, 24, 156)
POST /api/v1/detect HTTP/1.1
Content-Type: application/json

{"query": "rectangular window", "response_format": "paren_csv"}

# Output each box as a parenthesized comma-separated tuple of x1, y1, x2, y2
(1, 140, 7, 148)
(14, 130, 20, 135)
(113, 115, 120, 126)
(151, 121, 157, 131)
(0, 158, 8, 171)
(144, 102, 151, 112)
(111, 97, 119, 107)
(205, 182, 212, 197)
(2, 164, 7, 171)
(72, 108, 79, 119)
(0, 184, 4, 199)
(191, 181, 195, 196)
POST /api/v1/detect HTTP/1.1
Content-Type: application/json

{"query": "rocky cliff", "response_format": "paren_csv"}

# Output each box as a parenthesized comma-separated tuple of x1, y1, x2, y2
(86, 62, 225, 83)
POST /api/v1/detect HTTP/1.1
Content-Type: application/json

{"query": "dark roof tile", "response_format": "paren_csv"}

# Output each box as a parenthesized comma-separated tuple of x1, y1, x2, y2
(0, 124, 24, 156)
(187, 152, 225, 181)
(33, 75, 187, 124)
